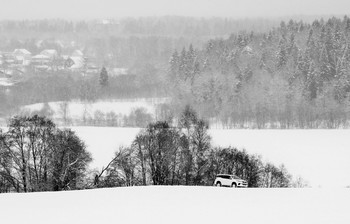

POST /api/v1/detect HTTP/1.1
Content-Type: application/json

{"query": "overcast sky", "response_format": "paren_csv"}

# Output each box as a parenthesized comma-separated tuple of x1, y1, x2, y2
(0, 0, 349, 20)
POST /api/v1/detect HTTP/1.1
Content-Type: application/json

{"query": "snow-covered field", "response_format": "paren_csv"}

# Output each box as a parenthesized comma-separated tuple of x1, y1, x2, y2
(70, 127, 350, 188)
(0, 186, 349, 224)
(21, 98, 169, 121)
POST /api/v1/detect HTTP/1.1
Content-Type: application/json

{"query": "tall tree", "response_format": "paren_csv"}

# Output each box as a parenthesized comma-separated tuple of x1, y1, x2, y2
(0, 116, 92, 192)
(99, 67, 109, 87)
(50, 129, 92, 191)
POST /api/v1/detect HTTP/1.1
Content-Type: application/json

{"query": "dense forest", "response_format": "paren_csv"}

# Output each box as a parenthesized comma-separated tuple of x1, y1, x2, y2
(168, 16, 350, 128)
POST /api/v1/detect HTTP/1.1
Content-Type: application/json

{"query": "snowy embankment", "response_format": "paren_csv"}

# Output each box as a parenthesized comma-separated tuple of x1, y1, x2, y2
(71, 127, 350, 188)
(0, 186, 349, 224)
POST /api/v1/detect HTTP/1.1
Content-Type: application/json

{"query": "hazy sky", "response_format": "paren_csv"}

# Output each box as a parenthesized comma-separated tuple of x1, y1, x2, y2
(0, 0, 349, 20)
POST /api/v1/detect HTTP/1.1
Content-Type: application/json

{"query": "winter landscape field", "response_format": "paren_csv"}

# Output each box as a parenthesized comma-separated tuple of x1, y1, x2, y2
(2, 0, 350, 223)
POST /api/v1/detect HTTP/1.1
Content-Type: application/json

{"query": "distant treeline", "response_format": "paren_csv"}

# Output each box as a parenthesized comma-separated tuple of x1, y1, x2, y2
(0, 17, 281, 36)
(0, 68, 165, 116)
(167, 16, 350, 128)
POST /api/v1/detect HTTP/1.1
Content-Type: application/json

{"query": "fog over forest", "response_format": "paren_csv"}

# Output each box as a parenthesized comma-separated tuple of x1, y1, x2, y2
(1, 0, 349, 19)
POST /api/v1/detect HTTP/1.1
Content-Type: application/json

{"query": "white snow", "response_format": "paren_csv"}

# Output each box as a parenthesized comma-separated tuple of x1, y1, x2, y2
(0, 77, 14, 86)
(70, 127, 350, 188)
(0, 186, 349, 224)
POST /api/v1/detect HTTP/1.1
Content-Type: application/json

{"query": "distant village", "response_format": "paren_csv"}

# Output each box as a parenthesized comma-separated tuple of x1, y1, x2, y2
(0, 44, 129, 87)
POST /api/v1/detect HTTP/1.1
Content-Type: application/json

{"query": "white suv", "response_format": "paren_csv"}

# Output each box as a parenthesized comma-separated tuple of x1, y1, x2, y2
(214, 174, 248, 188)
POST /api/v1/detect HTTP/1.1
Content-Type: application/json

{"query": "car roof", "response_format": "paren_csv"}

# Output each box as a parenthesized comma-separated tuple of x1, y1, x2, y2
(216, 174, 232, 176)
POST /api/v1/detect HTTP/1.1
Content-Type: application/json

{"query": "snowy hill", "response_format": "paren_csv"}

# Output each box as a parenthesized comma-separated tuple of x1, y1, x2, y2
(0, 186, 349, 224)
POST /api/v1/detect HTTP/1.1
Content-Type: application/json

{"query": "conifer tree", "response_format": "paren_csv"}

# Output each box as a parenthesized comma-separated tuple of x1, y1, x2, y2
(99, 67, 109, 87)
(305, 62, 318, 100)
(179, 47, 187, 80)
(345, 18, 350, 32)
(277, 39, 288, 68)
(169, 50, 180, 81)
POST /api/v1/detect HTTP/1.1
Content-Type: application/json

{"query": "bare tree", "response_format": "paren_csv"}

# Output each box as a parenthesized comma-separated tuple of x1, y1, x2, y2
(0, 116, 92, 192)
(59, 101, 70, 125)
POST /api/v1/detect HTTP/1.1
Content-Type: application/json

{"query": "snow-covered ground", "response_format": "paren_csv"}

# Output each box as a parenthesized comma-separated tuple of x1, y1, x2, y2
(0, 77, 14, 86)
(0, 186, 349, 224)
(70, 127, 350, 188)
(21, 98, 169, 121)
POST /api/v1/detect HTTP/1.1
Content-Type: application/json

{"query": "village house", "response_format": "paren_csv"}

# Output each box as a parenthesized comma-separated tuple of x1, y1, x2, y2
(31, 54, 50, 65)
(71, 49, 84, 57)
(12, 49, 32, 65)
(40, 49, 58, 59)
(31, 49, 59, 71)
(63, 49, 86, 72)
(65, 56, 86, 72)
(0, 51, 25, 76)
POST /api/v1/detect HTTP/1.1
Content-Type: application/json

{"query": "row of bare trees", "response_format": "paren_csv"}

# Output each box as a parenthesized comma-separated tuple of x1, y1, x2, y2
(0, 115, 91, 193)
(95, 106, 295, 188)
(0, 112, 300, 193)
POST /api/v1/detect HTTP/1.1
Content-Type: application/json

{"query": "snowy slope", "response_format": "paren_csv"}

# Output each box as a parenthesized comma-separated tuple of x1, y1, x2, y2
(70, 127, 350, 188)
(0, 186, 349, 224)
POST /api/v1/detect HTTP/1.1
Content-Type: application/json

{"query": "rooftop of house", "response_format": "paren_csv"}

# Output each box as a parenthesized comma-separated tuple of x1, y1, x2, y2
(72, 50, 84, 57)
(68, 56, 85, 69)
(13, 49, 31, 55)
(32, 54, 50, 60)
(40, 49, 58, 57)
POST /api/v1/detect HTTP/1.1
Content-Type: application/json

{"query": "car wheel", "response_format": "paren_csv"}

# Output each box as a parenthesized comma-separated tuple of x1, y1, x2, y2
(216, 182, 221, 187)
(231, 183, 237, 188)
